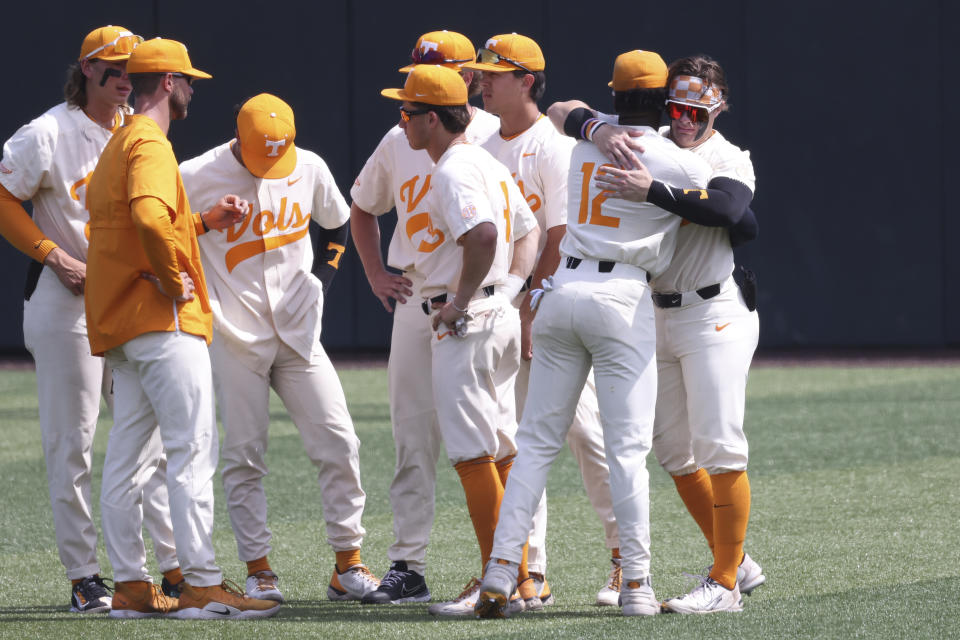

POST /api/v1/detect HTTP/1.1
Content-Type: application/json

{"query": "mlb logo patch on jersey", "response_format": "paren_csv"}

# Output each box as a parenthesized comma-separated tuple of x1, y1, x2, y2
(461, 203, 477, 220)
(0, 161, 12, 174)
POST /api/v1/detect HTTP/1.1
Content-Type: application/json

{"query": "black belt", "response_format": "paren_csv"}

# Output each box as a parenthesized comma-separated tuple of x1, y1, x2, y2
(651, 282, 722, 309)
(422, 285, 496, 314)
(565, 257, 650, 282)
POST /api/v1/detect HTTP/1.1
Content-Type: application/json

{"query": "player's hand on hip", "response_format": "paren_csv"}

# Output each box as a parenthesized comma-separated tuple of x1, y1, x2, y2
(594, 164, 653, 202)
(203, 194, 249, 230)
(44, 247, 86, 296)
(432, 301, 464, 332)
(369, 269, 414, 312)
(140, 271, 195, 302)
(594, 125, 646, 169)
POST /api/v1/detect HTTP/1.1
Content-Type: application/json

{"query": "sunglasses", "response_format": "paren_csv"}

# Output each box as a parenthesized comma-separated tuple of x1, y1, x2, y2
(411, 47, 472, 65)
(399, 106, 431, 122)
(665, 100, 721, 123)
(83, 33, 143, 60)
(171, 73, 195, 86)
(476, 47, 531, 73)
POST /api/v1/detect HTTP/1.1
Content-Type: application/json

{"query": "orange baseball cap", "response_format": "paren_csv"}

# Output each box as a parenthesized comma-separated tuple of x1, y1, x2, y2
(237, 94, 297, 180)
(608, 50, 667, 91)
(399, 30, 475, 72)
(79, 25, 142, 61)
(463, 33, 545, 73)
(127, 38, 212, 79)
(381, 65, 467, 106)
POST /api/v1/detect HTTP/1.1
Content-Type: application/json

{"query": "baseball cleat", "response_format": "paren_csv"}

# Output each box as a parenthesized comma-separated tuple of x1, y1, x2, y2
(706, 551, 766, 596)
(161, 576, 182, 599)
(110, 580, 178, 618)
(620, 576, 658, 617)
(428, 577, 481, 617)
(513, 576, 542, 613)
(174, 580, 280, 619)
(736, 553, 766, 595)
(529, 572, 554, 607)
(596, 558, 621, 607)
(475, 560, 518, 619)
(361, 561, 430, 604)
(70, 575, 112, 613)
(245, 570, 284, 603)
(327, 564, 380, 601)
(662, 575, 743, 614)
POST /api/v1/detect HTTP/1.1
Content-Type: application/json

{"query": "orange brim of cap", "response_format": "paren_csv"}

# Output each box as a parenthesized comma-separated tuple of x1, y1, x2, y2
(182, 67, 213, 79)
(241, 142, 297, 179)
(381, 88, 407, 102)
(461, 61, 519, 73)
(398, 62, 466, 73)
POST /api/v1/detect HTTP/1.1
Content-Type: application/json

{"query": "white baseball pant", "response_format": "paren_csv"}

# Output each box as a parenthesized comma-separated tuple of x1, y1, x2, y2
(100, 330, 222, 586)
(431, 294, 519, 464)
(213, 334, 366, 560)
(516, 360, 620, 568)
(493, 263, 657, 581)
(385, 272, 442, 574)
(653, 281, 759, 475)
(24, 268, 177, 580)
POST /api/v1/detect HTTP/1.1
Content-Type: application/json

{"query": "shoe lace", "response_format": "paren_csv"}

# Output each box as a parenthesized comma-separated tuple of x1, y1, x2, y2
(220, 579, 246, 597)
(78, 575, 114, 598)
(454, 577, 481, 602)
(379, 568, 410, 589)
(608, 563, 622, 592)
(253, 571, 278, 588)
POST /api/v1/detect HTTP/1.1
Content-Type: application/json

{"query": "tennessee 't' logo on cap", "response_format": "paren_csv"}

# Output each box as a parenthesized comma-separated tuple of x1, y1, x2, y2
(264, 137, 287, 157)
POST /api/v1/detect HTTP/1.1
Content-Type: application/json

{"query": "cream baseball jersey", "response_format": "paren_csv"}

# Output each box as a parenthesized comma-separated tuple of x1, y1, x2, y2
(0, 103, 125, 261)
(651, 128, 756, 293)
(479, 114, 574, 254)
(180, 142, 349, 374)
(417, 143, 538, 299)
(561, 127, 713, 275)
(350, 109, 500, 272)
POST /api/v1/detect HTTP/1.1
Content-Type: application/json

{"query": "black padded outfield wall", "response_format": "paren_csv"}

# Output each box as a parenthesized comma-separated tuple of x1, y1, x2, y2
(0, 0, 956, 351)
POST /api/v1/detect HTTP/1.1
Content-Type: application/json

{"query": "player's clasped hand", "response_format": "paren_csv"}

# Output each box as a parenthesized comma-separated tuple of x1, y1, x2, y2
(202, 194, 249, 230)
(594, 164, 654, 202)
(140, 270, 195, 302)
(593, 124, 646, 169)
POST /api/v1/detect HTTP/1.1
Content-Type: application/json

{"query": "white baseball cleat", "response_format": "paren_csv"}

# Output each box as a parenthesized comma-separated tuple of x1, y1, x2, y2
(736, 553, 766, 595)
(245, 570, 284, 603)
(706, 552, 766, 595)
(596, 558, 621, 607)
(327, 564, 380, 601)
(475, 559, 518, 619)
(428, 577, 481, 617)
(662, 575, 743, 614)
(529, 572, 554, 607)
(619, 576, 658, 616)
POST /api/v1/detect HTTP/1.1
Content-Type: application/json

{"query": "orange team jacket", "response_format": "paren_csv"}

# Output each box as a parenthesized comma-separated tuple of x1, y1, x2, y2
(85, 114, 211, 356)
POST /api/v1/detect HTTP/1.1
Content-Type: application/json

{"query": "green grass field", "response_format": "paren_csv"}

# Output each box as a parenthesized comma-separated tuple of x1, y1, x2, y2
(1, 362, 958, 639)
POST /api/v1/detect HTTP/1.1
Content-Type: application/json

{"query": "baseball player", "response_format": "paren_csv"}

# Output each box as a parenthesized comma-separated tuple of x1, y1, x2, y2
(0, 25, 183, 613)
(85, 37, 278, 620)
(380, 64, 540, 617)
(350, 31, 508, 606)
(464, 33, 622, 607)
(565, 55, 763, 613)
(179, 93, 376, 605)
(474, 50, 713, 619)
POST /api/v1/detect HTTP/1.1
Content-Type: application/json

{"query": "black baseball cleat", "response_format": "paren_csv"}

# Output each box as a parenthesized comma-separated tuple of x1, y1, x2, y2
(70, 575, 113, 613)
(361, 561, 431, 604)
(161, 576, 182, 599)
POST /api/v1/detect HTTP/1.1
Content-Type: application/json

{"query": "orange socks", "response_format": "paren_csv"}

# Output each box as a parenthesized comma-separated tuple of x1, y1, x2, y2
(456, 456, 504, 573)
(335, 549, 363, 574)
(708, 470, 751, 590)
(673, 468, 716, 550)
(246, 556, 271, 577)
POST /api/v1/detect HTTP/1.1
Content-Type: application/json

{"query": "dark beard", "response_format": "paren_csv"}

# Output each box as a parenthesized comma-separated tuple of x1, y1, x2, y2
(169, 86, 190, 120)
